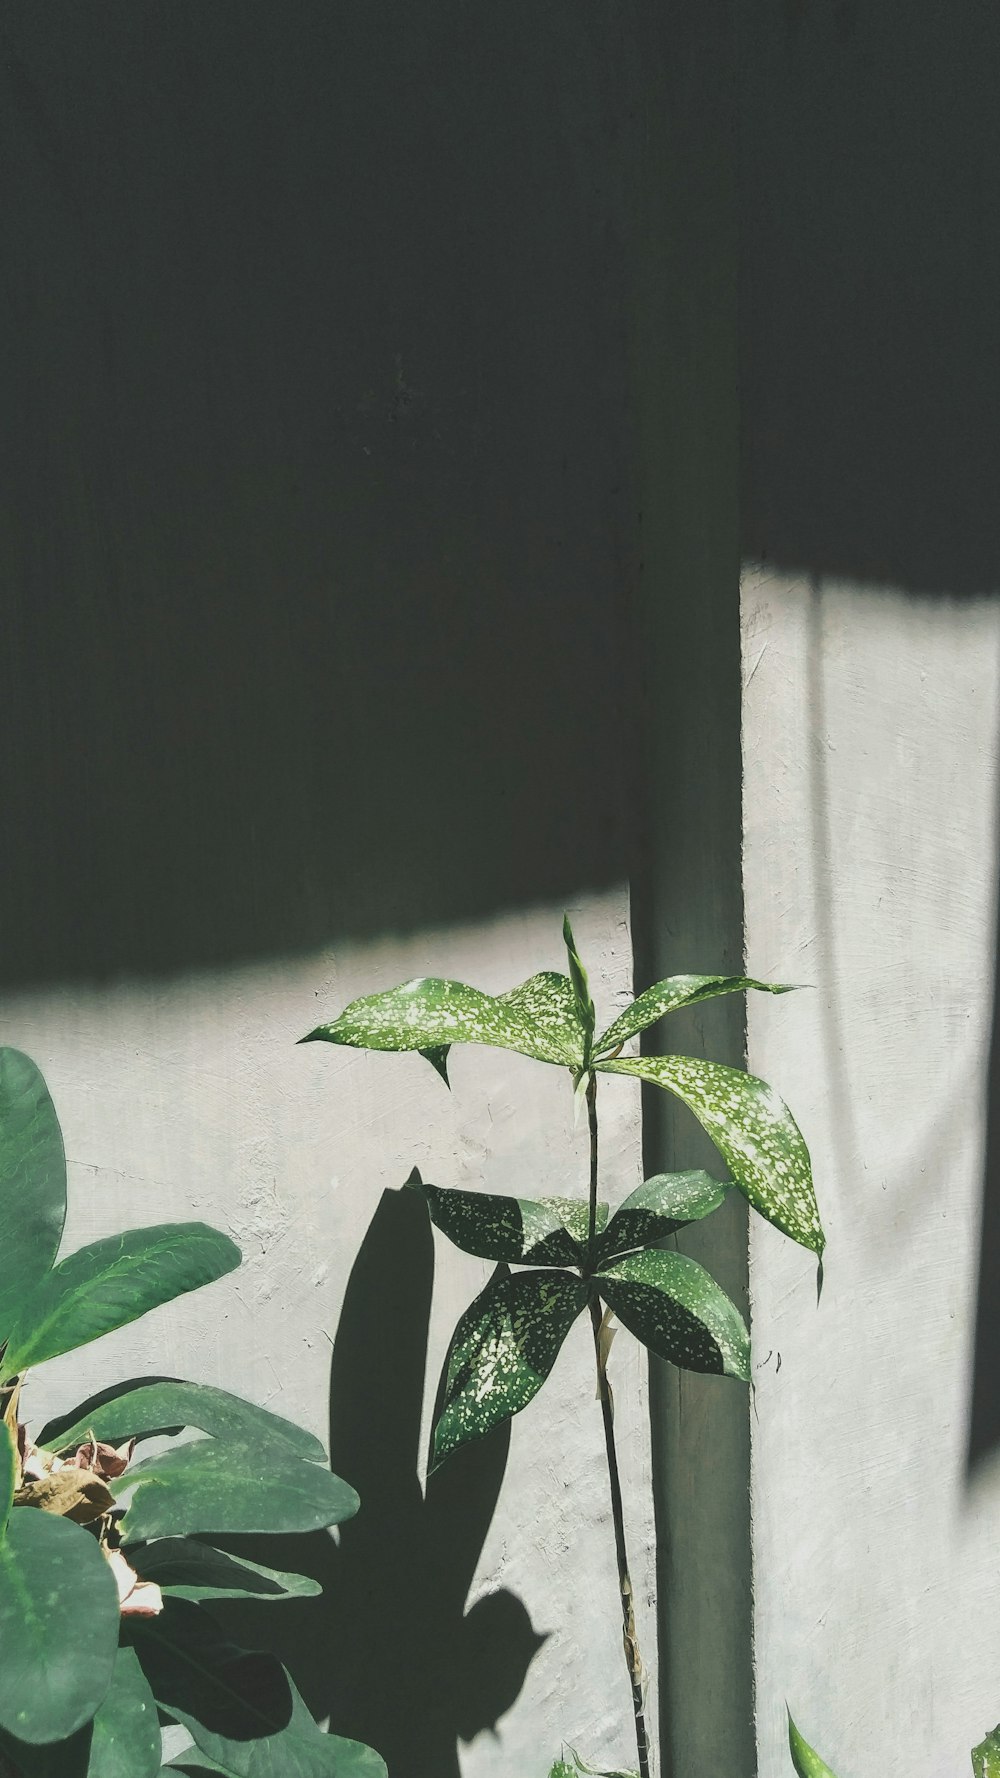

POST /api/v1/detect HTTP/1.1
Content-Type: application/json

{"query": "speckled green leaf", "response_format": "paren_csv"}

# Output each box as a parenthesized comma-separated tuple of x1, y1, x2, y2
(41, 1381, 325, 1464)
(0, 1423, 14, 1533)
(594, 975, 796, 1058)
(597, 1250, 750, 1380)
(4, 1225, 242, 1374)
(134, 1539, 321, 1604)
(432, 1267, 587, 1470)
(599, 1055, 822, 1257)
(116, 1440, 359, 1542)
(562, 917, 595, 1053)
(301, 971, 586, 1069)
(972, 1726, 1000, 1777)
(787, 1713, 840, 1778)
(0, 1508, 119, 1743)
(411, 1179, 606, 1267)
(597, 1172, 730, 1264)
(0, 1050, 67, 1349)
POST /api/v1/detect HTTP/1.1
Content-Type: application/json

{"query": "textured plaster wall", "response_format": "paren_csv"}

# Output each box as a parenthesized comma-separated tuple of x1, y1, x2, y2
(742, 571, 1000, 1777)
(2, 892, 655, 1777)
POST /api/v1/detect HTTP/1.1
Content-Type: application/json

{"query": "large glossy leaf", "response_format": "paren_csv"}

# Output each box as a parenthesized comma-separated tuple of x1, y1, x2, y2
(0, 1507, 119, 1743)
(301, 971, 586, 1070)
(596, 1171, 730, 1264)
(973, 1727, 1000, 1777)
(84, 1647, 160, 1778)
(597, 1250, 750, 1380)
(4, 1226, 242, 1374)
(117, 1440, 358, 1542)
(599, 1055, 823, 1257)
(1, 1422, 14, 1531)
(594, 975, 796, 1058)
(411, 1179, 606, 1268)
(42, 1381, 325, 1464)
(787, 1713, 840, 1778)
(135, 1539, 321, 1603)
(432, 1266, 587, 1470)
(0, 1051, 66, 1347)
(135, 1603, 386, 1778)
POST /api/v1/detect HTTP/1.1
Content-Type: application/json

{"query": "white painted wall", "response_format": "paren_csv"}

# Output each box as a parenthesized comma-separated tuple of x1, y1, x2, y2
(1, 891, 655, 1777)
(743, 570, 1000, 1777)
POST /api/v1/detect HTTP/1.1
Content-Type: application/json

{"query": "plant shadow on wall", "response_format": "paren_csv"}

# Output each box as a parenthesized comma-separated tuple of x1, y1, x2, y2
(212, 1185, 545, 1778)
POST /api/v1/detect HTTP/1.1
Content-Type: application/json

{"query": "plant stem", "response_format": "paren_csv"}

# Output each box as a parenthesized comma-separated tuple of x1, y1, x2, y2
(586, 1076, 652, 1778)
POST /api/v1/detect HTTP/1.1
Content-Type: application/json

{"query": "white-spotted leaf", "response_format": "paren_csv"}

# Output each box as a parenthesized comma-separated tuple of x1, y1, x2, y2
(787, 1712, 841, 1778)
(973, 1726, 1000, 1777)
(597, 1171, 730, 1264)
(594, 974, 797, 1058)
(412, 1179, 606, 1267)
(597, 1249, 750, 1380)
(301, 971, 586, 1070)
(600, 1055, 822, 1257)
(432, 1267, 587, 1470)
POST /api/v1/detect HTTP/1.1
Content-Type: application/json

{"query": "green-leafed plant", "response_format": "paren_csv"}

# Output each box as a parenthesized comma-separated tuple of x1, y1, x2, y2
(303, 919, 824, 1774)
(0, 1048, 384, 1778)
(789, 1709, 1000, 1776)
(973, 1726, 1000, 1775)
(546, 1745, 638, 1778)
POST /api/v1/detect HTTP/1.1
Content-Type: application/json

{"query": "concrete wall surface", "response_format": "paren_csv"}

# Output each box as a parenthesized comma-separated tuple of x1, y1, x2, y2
(743, 571, 1000, 1777)
(3, 893, 656, 1778)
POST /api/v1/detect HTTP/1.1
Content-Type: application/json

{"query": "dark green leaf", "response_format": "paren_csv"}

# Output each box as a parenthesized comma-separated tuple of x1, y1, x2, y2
(117, 1441, 358, 1542)
(135, 1603, 386, 1778)
(562, 917, 595, 1052)
(599, 1055, 823, 1256)
(0, 1724, 91, 1777)
(301, 971, 586, 1069)
(1, 1422, 14, 1532)
(411, 1179, 606, 1267)
(787, 1712, 840, 1778)
(41, 1381, 325, 1464)
(0, 1507, 119, 1743)
(973, 1727, 1000, 1777)
(84, 1647, 160, 1778)
(4, 1226, 242, 1374)
(597, 1172, 730, 1263)
(417, 1046, 451, 1085)
(0, 1051, 66, 1350)
(134, 1539, 321, 1603)
(594, 975, 797, 1058)
(432, 1267, 587, 1470)
(597, 1250, 750, 1380)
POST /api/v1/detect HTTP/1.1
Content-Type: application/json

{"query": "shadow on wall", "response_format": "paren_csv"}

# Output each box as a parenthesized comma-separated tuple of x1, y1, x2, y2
(738, 0, 1000, 1472)
(213, 1187, 545, 1777)
(0, 0, 634, 990)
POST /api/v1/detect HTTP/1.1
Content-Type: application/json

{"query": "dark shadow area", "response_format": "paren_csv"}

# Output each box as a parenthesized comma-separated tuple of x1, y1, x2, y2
(213, 1185, 544, 1777)
(737, 2, 1000, 1474)
(0, 0, 635, 988)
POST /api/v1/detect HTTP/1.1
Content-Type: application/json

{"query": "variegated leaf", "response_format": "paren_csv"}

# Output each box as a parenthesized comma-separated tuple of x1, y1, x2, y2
(597, 1171, 730, 1264)
(562, 917, 595, 1053)
(787, 1712, 841, 1778)
(302, 971, 586, 1070)
(412, 1179, 606, 1267)
(594, 975, 796, 1058)
(597, 1249, 750, 1380)
(599, 1055, 823, 1257)
(431, 1266, 587, 1470)
(973, 1727, 1000, 1778)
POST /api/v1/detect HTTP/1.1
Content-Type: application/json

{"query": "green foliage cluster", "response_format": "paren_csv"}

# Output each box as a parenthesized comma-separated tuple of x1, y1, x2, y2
(789, 1710, 1000, 1777)
(0, 1049, 383, 1778)
(305, 918, 824, 1773)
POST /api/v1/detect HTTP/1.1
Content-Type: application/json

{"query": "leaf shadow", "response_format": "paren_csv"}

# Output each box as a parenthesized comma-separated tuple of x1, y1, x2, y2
(212, 1185, 546, 1776)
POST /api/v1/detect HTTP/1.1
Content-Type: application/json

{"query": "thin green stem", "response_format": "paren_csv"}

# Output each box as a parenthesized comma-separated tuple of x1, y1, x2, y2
(587, 1077, 652, 1778)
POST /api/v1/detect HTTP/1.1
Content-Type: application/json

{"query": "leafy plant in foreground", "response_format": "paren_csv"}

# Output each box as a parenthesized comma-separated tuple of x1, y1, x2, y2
(303, 920, 824, 1774)
(0, 1048, 383, 1778)
(789, 1706, 1000, 1776)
